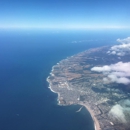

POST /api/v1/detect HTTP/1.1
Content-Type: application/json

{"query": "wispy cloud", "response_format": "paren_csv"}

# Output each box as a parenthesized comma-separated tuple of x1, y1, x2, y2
(117, 37, 130, 44)
(71, 39, 97, 44)
(91, 62, 130, 85)
(109, 99, 130, 123)
(107, 37, 130, 56)
(109, 104, 126, 123)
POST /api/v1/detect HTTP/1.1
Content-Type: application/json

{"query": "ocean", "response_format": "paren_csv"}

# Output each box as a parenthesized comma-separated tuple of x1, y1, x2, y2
(0, 29, 129, 130)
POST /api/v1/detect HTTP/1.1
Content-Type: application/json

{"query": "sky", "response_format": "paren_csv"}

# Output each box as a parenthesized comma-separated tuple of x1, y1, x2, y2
(0, 0, 130, 30)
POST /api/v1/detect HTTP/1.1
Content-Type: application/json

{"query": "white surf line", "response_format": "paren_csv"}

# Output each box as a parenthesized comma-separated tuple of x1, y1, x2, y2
(76, 106, 84, 113)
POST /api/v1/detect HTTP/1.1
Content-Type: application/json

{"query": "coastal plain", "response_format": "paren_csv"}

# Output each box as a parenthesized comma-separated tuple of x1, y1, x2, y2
(47, 46, 130, 130)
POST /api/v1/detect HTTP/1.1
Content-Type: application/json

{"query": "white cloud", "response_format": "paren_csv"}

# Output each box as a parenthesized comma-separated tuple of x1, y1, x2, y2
(107, 37, 130, 56)
(71, 39, 97, 44)
(109, 104, 126, 123)
(91, 65, 111, 72)
(117, 37, 130, 44)
(109, 100, 130, 124)
(91, 62, 130, 85)
(108, 75, 130, 85)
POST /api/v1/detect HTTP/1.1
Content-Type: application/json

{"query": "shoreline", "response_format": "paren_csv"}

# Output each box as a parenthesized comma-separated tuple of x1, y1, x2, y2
(47, 76, 100, 130)
(47, 76, 62, 105)
(46, 48, 105, 130)
(46, 49, 103, 130)
(46, 45, 130, 130)
(79, 103, 101, 130)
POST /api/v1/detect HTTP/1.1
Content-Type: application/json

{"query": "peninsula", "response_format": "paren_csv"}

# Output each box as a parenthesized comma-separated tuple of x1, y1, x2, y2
(47, 45, 130, 130)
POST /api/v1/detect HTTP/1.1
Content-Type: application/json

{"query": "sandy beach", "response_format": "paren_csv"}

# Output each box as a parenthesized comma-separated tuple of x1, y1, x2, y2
(80, 103, 101, 130)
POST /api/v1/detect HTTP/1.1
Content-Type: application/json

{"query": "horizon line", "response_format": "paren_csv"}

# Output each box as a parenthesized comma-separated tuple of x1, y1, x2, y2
(0, 25, 130, 30)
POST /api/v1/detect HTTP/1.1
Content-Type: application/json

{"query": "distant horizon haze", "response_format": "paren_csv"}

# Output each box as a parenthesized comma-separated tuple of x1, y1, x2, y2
(0, 0, 130, 30)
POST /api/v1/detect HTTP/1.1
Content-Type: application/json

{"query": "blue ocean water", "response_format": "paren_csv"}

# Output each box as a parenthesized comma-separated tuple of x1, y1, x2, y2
(0, 29, 129, 130)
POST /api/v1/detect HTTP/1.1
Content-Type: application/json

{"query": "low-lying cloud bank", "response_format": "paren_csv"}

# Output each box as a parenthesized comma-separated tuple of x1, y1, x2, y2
(117, 37, 130, 44)
(107, 37, 130, 56)
(71, 39, 97, 44)
(109, 99, 130, 123)
(91, 62, 130, 85)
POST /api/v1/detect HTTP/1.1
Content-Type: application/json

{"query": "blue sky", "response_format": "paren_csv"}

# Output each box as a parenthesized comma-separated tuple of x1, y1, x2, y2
(0, 0, 130, 30)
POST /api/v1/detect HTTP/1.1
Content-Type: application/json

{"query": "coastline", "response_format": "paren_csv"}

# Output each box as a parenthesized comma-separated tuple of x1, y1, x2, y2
(47, 77, 61, 104)
(46, 46, 116, 130)
(47, 76, 100, 130)
(80, 103, 101, 130)
(46, 45, 130, 130)
(47, 56, 101, 130)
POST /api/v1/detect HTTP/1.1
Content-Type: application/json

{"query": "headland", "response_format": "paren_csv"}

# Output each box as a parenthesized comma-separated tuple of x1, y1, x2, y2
(47, 46, 130, 130)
